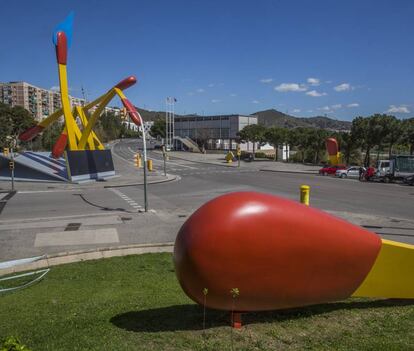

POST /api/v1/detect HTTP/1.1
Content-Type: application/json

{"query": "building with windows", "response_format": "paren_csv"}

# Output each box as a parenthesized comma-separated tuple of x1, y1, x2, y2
(174, 114, 257, 150)
(0, 81, 86, 121)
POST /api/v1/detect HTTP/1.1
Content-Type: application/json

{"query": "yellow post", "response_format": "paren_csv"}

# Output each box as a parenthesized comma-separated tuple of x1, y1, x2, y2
(226, 151, 234, 163)
(300, 185, 310, 206)
(3, 148, 9, 156)
(147, 159, 153, 171)
(134, 153, 142, 168)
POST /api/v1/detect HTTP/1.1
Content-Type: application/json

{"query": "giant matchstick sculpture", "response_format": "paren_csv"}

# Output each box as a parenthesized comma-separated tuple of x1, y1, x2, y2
(174, 192, 414, 328)
(18, 12, 145, 181)
(326, 137, 341, 165)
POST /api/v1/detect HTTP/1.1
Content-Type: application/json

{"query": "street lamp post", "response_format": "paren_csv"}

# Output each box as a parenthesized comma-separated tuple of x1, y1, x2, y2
(141, 123, 148, 212)
(121, 99, 149, 212)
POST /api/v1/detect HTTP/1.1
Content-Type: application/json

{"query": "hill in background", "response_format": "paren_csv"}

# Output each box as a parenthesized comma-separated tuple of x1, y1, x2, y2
(252, 109, 351, 131)
(134, 107, 352, 131)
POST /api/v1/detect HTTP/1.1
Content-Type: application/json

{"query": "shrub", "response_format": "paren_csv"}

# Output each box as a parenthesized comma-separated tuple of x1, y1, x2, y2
(254, 152, 267, 158)
(0, 336, 32, 351)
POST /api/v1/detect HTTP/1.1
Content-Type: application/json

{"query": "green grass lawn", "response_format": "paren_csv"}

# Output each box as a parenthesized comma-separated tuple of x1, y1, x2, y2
(1, 253, 414, 350)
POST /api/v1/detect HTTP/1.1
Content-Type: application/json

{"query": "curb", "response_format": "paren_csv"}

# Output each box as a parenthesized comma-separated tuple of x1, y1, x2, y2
(154, 151, 237, 168)
(104, 174, 178, 188)
(0, 242, 175, 276)
(259, 169, 319, 175)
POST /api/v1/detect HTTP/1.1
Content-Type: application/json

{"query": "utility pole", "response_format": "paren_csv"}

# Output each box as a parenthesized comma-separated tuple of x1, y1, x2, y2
(162, 145, 167, 176)
(10, 148, 15, 191)
(165, 97, 176, 150)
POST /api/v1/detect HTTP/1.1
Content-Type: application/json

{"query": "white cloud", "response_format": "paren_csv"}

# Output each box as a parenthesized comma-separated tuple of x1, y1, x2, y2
(306, 90, 327, 97)
(386, 105, 410, 114)
(229, 93, 237, 97)
(211, 99, 221, 103)
(307, 110, 314, 113)
(260, 78, 273, 83)
(252, 100, 260, 104)
(334, 83, 352, 92)
(207, 83, 215, 88)
(325, 80, 332, 84)
(307, 78, 320, 86)
(318, 106, 331, 112)
(317, 104, 342, 112)
(196, 88, 205, 93)
(292, 109, 301, 113)
(347, 103, 359, 108)
(274, 83, 307, 92)
(50, 86, 60, 91)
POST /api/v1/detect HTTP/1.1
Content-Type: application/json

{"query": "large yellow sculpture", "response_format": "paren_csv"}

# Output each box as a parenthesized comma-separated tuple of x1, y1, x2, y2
(19, 12, 143, 160)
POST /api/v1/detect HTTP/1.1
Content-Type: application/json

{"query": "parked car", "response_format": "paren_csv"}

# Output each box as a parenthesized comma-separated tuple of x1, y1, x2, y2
(335, 166, 363, 179)
(319, 165, 346, 176)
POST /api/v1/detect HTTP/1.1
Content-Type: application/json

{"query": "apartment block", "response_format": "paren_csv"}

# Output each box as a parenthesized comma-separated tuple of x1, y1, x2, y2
(0, 81, 86, 121)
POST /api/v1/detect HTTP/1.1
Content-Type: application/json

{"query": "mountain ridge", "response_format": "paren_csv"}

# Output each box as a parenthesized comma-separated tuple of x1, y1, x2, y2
(135, 107, 352, 131)
(251, 109, 351, 131)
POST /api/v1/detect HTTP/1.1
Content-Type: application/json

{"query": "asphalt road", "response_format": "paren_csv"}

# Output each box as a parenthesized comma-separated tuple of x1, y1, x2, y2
(1, 138, 414, 259)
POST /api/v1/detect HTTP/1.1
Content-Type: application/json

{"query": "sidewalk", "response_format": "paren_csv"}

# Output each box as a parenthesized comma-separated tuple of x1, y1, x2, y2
(0, 172, 176, 192)
(165, 150, 320, 173)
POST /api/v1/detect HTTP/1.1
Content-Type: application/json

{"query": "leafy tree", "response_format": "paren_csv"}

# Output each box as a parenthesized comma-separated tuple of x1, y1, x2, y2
(381, 115, 402, 158)
(264, 127, 286, 161)
(94, 111, 140, 142)
(351, 115, 385, 166)
(40, 122, 64, 151)
(0, 103, 35, 149)
(307, 128, 329, 164)
(402, 118, 414, 155)
(336, 131, 360, 165)
(237, 124, 266, 159)
(286, 127, 310, 163)
(195, 128, 211, 152)
(150, 118, 166, 139)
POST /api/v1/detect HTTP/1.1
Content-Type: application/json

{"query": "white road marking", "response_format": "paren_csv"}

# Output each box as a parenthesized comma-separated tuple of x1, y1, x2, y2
(109, 188, 140, 211)
(0, 193, 9, 201)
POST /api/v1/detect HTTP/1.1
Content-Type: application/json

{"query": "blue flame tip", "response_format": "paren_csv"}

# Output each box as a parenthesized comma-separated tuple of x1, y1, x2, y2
(52, 11, 74, 48)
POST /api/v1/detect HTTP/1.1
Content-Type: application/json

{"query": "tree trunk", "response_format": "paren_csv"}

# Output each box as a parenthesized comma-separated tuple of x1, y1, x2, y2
(252, 142, 256, 160)
(364, 147, 371, 167)
(274, 144, 278, 161)
(389, 143, 393, 159)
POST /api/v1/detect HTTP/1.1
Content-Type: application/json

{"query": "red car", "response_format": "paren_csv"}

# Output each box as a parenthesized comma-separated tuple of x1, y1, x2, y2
(319, 165, 346, 176)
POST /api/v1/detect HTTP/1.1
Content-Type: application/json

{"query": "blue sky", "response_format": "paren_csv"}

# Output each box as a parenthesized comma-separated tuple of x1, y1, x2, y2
(1, 0, 414, 120)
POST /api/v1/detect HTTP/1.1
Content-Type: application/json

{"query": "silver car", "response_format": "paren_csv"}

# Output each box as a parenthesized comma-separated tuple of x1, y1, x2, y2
(336, 166, 363, 179)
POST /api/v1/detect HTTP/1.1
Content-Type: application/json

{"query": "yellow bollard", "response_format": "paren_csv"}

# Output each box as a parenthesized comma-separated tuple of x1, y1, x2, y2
(300, 185, 310, 206)
(147, 159, 153, 171)
(226, 151, 234, 163)
(134, 154, 142, 168)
